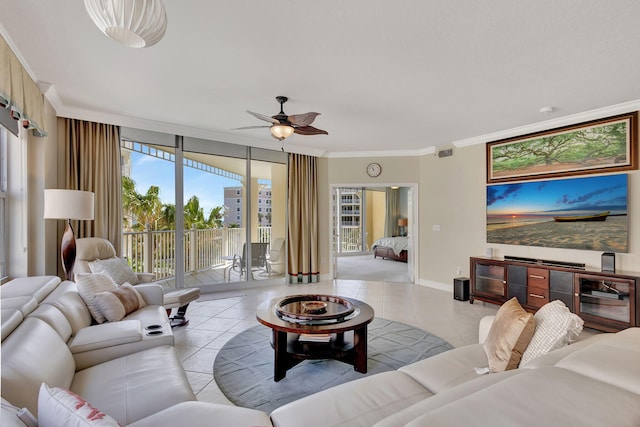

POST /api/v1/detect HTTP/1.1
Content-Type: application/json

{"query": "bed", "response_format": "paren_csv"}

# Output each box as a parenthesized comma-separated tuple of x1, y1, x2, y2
(371, 236, 408, 262)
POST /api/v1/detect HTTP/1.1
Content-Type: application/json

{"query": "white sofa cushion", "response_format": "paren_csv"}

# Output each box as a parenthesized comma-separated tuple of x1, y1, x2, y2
(403, 367, 640, 427)
(1, 318, 76, 416)
(28, 304, 74, 342)
(270, 371, 432, 427)
(0, 296, 38, 317)
(399, 344, 489, 393)
(75, 273, 118, 324)
(41, 281, 93, 335)
(68, 320, 142, 354)
(70, 345, 196, 426)
(89, 258, 139, 285)
(555, 328, 640, 395)
(520, 300, 583, 366)
(94, 284, 146, 322)
(127, 401, 273, 427)
(38, 383, 119, 427)
(1, 308, 23, 341)
(374, 369, 522, 427)
(0, 276, 61, 302)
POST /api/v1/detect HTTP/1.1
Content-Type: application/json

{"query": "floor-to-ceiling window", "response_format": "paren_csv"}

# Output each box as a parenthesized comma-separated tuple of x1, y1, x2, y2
(121, 128, 287, 292)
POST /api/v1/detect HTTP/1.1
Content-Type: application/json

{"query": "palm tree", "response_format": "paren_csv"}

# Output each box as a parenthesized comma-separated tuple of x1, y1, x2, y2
(121, 177, 162, 231)
(159, 203, 176, 230)
(207, 206, 225, 228)
(184, 195, 206, 229)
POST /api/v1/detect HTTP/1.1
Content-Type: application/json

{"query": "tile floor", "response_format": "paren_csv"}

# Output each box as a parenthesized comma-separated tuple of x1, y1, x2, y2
(172, 279, 501, 405)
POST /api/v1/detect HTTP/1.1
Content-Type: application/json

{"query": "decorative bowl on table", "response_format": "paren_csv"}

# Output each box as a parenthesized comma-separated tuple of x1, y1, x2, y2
(301, 301, 328, 314)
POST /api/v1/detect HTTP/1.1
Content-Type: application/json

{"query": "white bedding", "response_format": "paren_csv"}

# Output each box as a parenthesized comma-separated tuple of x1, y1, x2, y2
(371, 236, 409, 256)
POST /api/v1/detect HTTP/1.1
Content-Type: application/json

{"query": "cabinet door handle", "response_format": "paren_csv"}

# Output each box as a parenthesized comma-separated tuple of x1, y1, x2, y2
(529, 275, 546, 280)
(529, 293, 545, 299)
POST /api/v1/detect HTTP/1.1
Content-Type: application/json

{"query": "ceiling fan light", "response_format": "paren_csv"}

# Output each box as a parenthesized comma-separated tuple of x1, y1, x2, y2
(84, 0, 167, 48)
(270, 124, 295, 140)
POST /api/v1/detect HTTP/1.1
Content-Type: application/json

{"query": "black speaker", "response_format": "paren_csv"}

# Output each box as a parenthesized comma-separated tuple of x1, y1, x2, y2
(601, 252, 615, 273)
(454, 277, 470, 301)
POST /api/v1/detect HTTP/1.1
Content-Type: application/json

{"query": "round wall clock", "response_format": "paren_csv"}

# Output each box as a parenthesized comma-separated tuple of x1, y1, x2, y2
(366, 162, 382, 177)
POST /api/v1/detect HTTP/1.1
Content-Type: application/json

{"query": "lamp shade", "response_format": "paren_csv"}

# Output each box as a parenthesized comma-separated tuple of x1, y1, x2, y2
(44, 190, 95, 220)
(270, 124, 295, 140)
(84, 0, 167, 48)
(398, 218, 408, 227)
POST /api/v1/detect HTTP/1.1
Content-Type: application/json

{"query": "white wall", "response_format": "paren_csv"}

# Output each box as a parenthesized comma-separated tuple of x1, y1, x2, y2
(323, 127, 640, 291)
(12, 104, 640, 286)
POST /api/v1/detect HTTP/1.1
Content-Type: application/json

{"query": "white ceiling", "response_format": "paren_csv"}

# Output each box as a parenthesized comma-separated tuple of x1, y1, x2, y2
(1, 1, 640, 157)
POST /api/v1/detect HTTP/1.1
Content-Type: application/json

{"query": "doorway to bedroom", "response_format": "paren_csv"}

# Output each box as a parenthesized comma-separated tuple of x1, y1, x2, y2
(332, 185, 416, 283)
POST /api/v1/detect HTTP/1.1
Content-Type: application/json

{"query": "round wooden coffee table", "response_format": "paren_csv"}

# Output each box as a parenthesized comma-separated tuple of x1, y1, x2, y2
(256, 295, 375, 381)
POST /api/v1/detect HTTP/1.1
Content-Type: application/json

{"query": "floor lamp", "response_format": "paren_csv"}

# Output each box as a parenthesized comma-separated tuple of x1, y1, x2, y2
(44, 189, 95, 280)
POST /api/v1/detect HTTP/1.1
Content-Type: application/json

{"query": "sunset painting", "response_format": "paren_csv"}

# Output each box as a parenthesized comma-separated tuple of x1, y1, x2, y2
(487, 174, 628, 252)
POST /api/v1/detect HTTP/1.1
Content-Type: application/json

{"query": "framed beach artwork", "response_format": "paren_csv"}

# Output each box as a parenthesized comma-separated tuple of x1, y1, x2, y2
(487, 112, 637, 183)
(486, 174, 628, 252)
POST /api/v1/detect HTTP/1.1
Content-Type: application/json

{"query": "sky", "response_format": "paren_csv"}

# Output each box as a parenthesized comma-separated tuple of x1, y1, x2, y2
(486, 174, 628, 216)
(129, 151, 240, 215)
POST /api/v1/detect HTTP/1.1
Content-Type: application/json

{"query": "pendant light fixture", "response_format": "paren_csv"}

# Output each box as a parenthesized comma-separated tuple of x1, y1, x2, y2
(84, 0, 167, 48)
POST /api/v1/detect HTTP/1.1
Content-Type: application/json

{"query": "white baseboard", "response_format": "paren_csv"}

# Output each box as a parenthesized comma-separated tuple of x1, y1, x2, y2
(417, 279, 453, 292)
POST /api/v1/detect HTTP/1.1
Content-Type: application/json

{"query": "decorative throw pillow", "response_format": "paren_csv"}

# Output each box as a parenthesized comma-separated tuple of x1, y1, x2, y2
(519, 300, 584, 366)
(75, 273, 118, 324)
(89, 258, 139, 285)
(483, 297, 536, 372)
(38, 383, 121, 427)
(94, 283, 147, 322)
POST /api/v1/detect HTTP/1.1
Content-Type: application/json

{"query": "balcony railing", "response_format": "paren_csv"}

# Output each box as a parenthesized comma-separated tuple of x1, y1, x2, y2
(338, 225, 365, 253)
(122, 226, 272, 280)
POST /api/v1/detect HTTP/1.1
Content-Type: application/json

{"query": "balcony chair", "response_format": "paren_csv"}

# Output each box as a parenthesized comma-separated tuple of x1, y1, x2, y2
(75, 237, 200, 327)
(231, 242, 269, 279)
(265, 237, 285, 275)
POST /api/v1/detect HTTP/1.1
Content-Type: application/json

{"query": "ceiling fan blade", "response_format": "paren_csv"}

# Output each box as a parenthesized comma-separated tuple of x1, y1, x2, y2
(288, 112, 321, 127)
(293, 125, 329, 136)
(232, 125, 271, 130)
(247, 110, 279, 124)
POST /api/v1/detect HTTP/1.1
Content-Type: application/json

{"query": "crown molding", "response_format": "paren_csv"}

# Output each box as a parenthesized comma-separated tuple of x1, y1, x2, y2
(52, 97, 326, 157)
(326, 146, 435, 158)
(453, 99, 640, 148)
(0, 22, 39, 83)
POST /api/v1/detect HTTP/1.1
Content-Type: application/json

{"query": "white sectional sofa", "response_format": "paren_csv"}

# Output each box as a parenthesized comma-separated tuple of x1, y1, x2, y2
(2, 276, 640, 426)
(0, 276, 271, 427)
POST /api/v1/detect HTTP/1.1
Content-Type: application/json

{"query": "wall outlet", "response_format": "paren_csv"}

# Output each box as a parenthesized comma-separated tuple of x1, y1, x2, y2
(432, 224, 441, 232)
(456, 266, 462, 276)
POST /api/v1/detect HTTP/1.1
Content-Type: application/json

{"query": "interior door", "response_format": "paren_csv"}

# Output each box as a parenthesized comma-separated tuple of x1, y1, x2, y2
(407, 186, 415, 282)
(331, 187, 338, 278)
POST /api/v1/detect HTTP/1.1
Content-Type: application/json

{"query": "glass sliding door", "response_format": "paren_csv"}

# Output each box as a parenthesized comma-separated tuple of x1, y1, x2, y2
(182, 151, 246, 287)
(251, 155, 287, 281)
(120, 129, 177, 288)
(120, 129, 287, 292)
(181, 138, 287, 289)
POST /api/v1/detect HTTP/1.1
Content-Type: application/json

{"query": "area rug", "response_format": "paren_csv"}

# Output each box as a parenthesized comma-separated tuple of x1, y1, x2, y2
(213, 318, 453, 413)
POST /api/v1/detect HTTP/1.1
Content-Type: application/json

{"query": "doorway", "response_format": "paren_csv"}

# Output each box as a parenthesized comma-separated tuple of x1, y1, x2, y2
(331, 184, 417, 283)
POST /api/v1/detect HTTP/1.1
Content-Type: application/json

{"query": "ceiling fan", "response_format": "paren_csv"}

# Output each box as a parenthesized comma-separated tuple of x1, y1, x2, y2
(235, 96, 328, 141)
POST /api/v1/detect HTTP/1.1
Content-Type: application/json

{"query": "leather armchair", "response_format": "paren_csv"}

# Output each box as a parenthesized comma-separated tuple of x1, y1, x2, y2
(75, 237, 200, 327)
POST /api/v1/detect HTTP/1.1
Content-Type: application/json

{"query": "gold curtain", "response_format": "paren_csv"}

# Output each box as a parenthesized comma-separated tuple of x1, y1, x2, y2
(384, 187, 400, 236)
(287, 153, 319, 284)
(0, 34, 46, 135)
(63, 118, 122, 254)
